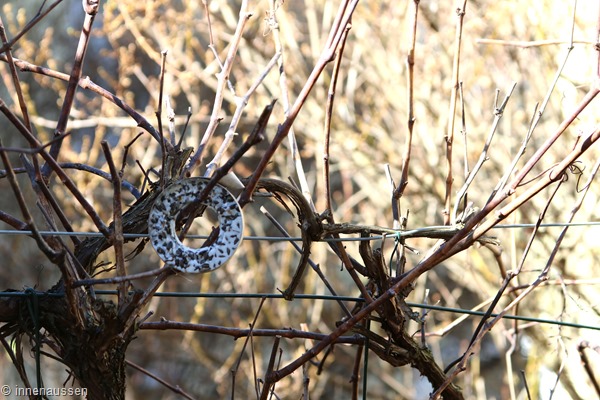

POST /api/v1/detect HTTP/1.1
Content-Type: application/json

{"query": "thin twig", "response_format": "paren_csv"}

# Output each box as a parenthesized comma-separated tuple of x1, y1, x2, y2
(260, 207, 352, 318)
(434, 155, 600, 398)
(166, 96, 176, 147)
(458, 82, 468, 188)
(393, 0, 420, 211)
(0, 16, 31, 130)
(0, 100, 110, 237)
(20, 154, 82, 247)
(0, 210, 27, 230)
(156, 50, 169, 186)
(205, 51, 281, 177)
(238, 0, 360, 206)
(578, 341, 600, 397)
(493, 9, 580, 197)
(443, 0, 468, 225)
(120, 269, 174, 337)
(0, 0, 64, 55)
(490, 102, 538, 202)
(0, 161, 140, 198)
(44, 0, 100, 176)
(120, 131, 144, 181)
(125, 360, 197, 400)
(469, 124, 600, 243)
(443, 180, 557, 375)
(521, 370, 532, 400)
(101, 141, 128, 307)
(139, 321, 363, 343)
(452, 83, 517, 221)
(185, 0, 253, 175)
(258, 336, 281, 400)
(505, 331, 518, 400)
(269, 0, 315, 211)
(71, 266, 172, 288)
(476, 38, 594, 48)
(231, 297, 266, 400)
(0, 55, 162, 143)
(350, 343, 364, 400)
(0, 140, 62, 262)
(323, 15, 352, 216)
(202, 0, 215, 56)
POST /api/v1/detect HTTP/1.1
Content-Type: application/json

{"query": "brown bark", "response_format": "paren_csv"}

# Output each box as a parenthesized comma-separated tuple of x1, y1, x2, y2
(1, 285, 134, 400)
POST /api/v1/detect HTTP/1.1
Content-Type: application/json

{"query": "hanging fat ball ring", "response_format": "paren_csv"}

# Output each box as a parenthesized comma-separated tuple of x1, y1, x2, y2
(148, 178, 244, 273)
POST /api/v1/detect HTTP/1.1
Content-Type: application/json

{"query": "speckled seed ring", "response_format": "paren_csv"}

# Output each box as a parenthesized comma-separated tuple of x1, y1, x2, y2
(148, 178, 243, 273)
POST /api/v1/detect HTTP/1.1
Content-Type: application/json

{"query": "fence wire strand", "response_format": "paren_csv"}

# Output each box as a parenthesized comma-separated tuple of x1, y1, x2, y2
(1, 289, 598, 332)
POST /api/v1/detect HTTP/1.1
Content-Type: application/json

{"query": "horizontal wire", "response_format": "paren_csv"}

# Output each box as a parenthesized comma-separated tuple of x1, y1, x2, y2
(1, 290, 598, 332)
(0, 221, 598, 242)
(1, 223, 598, 331)
(0, 229, 306, 242)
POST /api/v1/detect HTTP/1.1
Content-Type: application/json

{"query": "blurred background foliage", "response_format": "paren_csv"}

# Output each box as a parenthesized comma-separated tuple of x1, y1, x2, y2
(1, 1, 599, 399)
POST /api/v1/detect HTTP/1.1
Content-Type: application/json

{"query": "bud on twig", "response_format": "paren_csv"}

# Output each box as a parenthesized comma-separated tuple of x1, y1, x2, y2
(83, 0, 100, 15)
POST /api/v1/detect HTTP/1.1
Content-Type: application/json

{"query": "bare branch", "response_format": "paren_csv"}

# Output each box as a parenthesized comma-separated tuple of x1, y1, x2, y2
(443, 0, 468, 225)
(185, 0, 253, 175)
(44, 0, 100, 176)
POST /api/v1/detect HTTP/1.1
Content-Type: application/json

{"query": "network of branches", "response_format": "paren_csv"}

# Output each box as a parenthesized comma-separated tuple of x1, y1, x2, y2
(0, 1, 599, 399)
